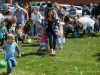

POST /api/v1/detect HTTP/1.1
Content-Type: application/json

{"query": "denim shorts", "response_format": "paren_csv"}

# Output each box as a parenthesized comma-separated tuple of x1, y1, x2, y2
(87, 27, 92, 30)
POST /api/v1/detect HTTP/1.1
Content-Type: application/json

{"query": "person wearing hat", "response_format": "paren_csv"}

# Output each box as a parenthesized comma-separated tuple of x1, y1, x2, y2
(13, 5, 29, 29)
(19, 24, 22, 32)
(9, 3, 19, 18)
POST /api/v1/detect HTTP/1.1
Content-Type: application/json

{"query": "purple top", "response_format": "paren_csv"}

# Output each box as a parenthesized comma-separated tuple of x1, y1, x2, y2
(36, 26, 42, 33)
(59, 9, 63, 17)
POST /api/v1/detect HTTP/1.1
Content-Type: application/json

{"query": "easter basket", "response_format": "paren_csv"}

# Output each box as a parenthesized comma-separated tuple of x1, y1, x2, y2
(25, 36, 31, 43)
(58, 37, 65, 43)
(0, 59, 7, 69)
(0, 52, 7, 69)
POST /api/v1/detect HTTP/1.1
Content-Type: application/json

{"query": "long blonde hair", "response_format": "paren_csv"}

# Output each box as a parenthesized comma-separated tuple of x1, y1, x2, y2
(76, 17, 84, 26)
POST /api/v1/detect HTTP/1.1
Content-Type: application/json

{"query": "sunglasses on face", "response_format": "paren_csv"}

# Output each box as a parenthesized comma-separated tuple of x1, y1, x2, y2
(54, 6, 57, 7)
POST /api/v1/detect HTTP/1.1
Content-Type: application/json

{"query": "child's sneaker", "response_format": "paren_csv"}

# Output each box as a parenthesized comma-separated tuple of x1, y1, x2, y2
(36, 50, 39, 53)
(55, 48, 57, 50)
(46, 50, 49, 54)
(8, 74, 11, 75)
(59, 47, 62, 50)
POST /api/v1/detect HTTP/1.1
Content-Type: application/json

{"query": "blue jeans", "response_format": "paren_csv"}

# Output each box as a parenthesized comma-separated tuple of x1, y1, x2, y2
(16, 21, 25, 29)
(7, 26, 11, 32)
(6, 58, 17, 74)
(11, 30, 15, 35)
(46, 31, 57, 49)
(65, 28, 74, 35)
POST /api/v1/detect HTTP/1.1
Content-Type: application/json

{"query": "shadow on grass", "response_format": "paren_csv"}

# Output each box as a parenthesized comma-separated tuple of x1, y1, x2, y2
(92, 53, 100, 61)
(21, 43, 40, 47)
(16, 49, 56, 58)
(66, 32, 100, 39)
(0, 72, 7, 75)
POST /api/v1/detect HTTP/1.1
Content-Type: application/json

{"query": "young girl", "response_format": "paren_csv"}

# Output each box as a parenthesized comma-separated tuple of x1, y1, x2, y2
(16, 30, 24, 44)
(36, 28, 49, 54)
(36, 21, 42, 43)
(19, 24, 23, 33)
(56, 18, 65, 50)
(29, 20, 34, 39)
(0, 34, 21, 75)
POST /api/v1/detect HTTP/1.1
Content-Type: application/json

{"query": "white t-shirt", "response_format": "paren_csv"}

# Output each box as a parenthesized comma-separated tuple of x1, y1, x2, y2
(10, 8, 16, 18)
(0, 13, 4, 26)
(31, 12, 42, 23)
(83, 17, 95, 30)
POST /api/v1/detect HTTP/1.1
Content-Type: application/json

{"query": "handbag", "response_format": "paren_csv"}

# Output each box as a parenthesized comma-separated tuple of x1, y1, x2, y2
(58, 37, 65, 43)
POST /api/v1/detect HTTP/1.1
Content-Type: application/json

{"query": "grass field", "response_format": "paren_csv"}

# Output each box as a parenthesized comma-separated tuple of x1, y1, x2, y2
(0, 32, 100, 75)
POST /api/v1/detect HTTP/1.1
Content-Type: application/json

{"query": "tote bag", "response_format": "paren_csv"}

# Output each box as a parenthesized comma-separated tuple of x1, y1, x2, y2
(58, 37, 65, 43)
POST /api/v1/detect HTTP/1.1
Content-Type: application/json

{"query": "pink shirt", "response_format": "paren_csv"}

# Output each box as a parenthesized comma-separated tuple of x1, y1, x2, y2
(40, 34, 48, 43)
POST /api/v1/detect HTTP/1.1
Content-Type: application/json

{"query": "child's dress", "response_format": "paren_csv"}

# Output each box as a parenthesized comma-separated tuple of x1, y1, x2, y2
(30, 24, 34, 38)
(36, 34, 49, 54)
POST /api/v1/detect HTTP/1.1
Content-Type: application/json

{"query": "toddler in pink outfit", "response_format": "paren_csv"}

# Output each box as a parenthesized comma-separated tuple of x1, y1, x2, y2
(36, 28, 49, 54)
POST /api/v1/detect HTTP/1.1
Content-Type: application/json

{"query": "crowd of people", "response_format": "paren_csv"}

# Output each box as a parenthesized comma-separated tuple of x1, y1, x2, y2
(0, 1, 100, 75)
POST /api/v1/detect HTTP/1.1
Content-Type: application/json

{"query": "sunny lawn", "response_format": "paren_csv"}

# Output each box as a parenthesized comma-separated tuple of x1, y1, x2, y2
(0, 33, 100, 75)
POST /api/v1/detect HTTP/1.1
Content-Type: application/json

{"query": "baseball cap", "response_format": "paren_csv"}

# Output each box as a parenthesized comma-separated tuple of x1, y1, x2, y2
(15, 6, 20, 9)
(19, 24, 22, 26)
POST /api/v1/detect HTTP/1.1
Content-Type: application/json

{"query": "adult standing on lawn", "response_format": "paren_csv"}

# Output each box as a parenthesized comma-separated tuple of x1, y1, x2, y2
(0, 9, 4, 26)
(31, 7, 42, 36)
(39, 5, 44, 26)
(43, 9, 60, 55)
(24, 3, 29, 12)
(28, 2, 32, 20)
(9, 3, 19, 18)
(13, 6, 29, 29)
(94, 2, 100, 19)
(44, 1, 50, 17)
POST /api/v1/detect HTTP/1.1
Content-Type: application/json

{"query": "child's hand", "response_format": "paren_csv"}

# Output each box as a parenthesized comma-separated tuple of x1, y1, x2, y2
(0, 49, 3, 52)
(19, 55, 21, 58)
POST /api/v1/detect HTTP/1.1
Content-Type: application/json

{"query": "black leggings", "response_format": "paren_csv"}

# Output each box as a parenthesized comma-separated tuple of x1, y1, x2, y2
(0, 38, 4, 46)
(16, 37, 24, 43)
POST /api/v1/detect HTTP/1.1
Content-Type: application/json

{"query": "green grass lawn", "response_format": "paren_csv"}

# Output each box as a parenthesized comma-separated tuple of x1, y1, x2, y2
(0, 32, 100, 75)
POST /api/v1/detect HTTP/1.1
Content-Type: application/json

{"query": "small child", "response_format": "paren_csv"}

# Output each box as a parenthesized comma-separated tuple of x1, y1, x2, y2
(19, 24, 23, 33)
(36, 21, 42, 43)
(29, 20, 34, 39)
(36, 28, 49, 54)
(56, 19, 65, 50)
(0, 21, 7, 46)
(0, 34, 21, 75)
(10, 24, 16, 35)
(16, 30, 24, 44)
